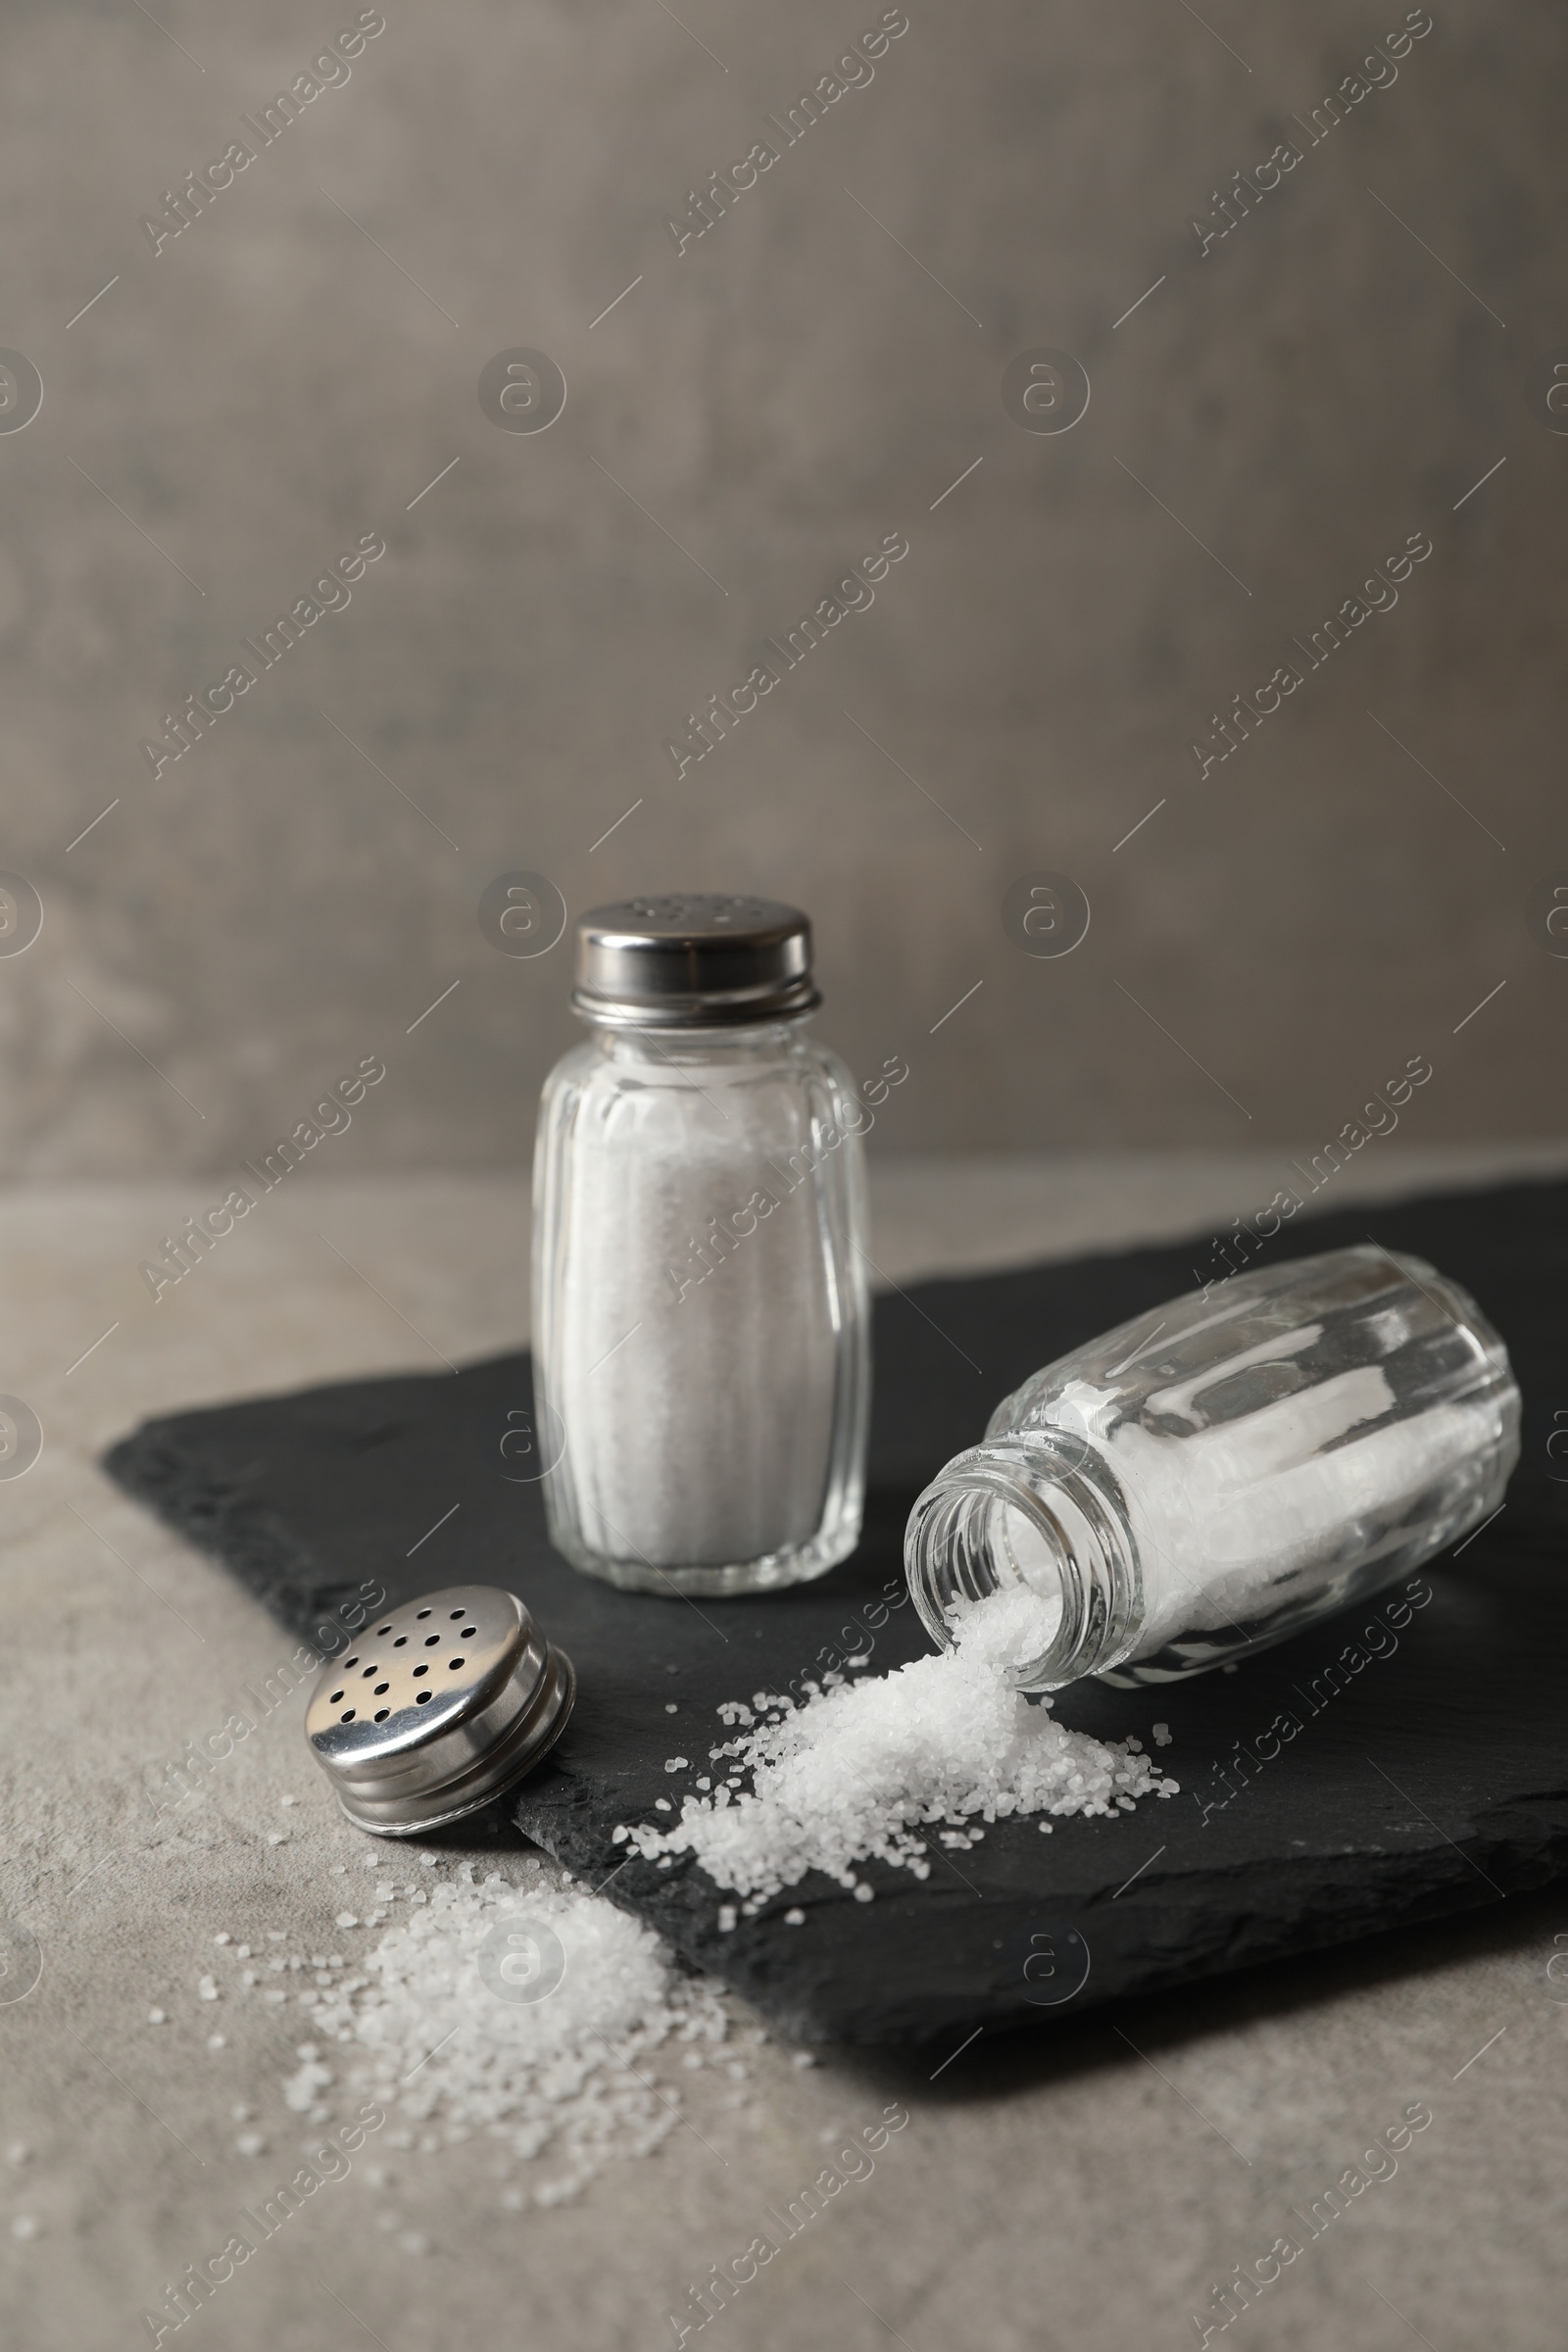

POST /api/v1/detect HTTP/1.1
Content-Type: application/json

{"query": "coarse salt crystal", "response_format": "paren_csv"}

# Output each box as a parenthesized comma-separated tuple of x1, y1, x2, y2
(292, 1866, 730, 2211)
(623, 1590, 1178, 1901)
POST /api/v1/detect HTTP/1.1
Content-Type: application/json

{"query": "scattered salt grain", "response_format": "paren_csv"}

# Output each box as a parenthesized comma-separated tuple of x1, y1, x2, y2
(197, 1976, 219, 2001)
(283, 2056, 334, 2112)
(623, 1589, 1178, 1901)
(207, 2033, 226, 2050)
(147, 2008, 166, 2025)
(1152, 1723, 1173, 1747)
(336, 1914, 359, 1930)
(236, 2132, 266, 2157)
(213, 1933, 231, 1946)
(784, 1909, 806, 1927)
(664, 1703, 678, 1714)
(291, 1866, 729, 2209)
(281, 1794, 298, 1805)
(664, 1758, 689, 1773)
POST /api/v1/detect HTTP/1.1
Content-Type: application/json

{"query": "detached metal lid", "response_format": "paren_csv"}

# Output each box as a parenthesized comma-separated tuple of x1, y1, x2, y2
(572, 894, 819, 1028)
(305, 1586, 574, 1837)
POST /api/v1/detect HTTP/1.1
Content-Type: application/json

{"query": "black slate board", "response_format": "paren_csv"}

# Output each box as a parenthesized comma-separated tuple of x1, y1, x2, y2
(105, 1178, 1568, 2045)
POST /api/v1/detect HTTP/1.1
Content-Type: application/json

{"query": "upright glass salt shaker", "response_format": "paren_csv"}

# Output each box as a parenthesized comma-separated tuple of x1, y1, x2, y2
(532, 895, 870, 1595)
(905, 1245, 1520, 1690)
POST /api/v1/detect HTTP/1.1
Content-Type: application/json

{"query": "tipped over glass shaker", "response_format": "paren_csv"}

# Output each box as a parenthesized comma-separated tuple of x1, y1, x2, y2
(532, 895, 870, 1596)
(904, 1245, 1520, 1690)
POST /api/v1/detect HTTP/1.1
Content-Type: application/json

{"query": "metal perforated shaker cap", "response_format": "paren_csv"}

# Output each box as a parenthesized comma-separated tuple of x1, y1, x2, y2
(572, 894, 819, 1027)
(305, 1586, 574, 1836)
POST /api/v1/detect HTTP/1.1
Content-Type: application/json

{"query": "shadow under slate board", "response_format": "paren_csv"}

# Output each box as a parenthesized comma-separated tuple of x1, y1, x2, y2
(105, 1177, 1568, 2046)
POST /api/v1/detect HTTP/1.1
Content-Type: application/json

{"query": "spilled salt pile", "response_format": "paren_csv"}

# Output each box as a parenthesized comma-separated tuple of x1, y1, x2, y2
(623, 1588, 1178, 1905)
(301, 1866, 730, 2206)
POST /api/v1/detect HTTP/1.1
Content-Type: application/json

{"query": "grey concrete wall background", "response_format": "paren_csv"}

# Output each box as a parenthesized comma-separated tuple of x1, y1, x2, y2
(1, 0, 1563, 1177)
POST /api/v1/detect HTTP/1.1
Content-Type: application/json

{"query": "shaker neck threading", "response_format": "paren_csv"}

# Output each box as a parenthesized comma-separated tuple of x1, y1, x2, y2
(903, 1433, 1142, 1691)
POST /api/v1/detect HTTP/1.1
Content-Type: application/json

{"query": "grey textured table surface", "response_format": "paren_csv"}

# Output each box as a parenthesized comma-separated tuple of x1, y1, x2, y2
(5, 1147, 1567, 2352)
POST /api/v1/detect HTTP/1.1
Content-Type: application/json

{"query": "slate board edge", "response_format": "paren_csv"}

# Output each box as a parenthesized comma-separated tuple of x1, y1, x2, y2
(550, 1794, 1568, 2045)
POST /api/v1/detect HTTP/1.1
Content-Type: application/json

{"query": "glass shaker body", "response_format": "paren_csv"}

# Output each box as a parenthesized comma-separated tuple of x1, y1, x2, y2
(533, 1018, 870, 1595)
(905, 1245, 1520, 1690)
